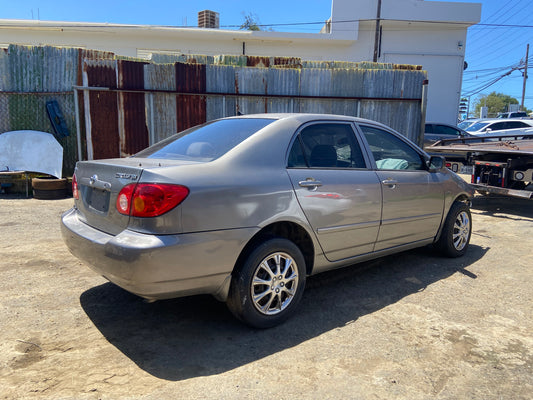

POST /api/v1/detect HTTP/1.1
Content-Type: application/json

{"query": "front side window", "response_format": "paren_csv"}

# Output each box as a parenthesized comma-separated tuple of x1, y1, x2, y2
(488, 122, 507, 131)
(288, 123, 366, 169)
(359, 125, 425, 170)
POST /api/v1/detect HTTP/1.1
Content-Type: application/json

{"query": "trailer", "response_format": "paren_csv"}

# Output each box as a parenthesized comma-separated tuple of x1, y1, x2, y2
(428, 133, 533, 199)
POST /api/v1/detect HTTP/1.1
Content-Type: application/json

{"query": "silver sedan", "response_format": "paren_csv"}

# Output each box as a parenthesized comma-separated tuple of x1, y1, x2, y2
(61, 114, 473, 328)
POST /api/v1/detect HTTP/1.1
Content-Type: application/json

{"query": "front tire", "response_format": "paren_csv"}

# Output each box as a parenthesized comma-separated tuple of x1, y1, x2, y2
(436, 201, 472, 257)
(227, 238, 306, 329)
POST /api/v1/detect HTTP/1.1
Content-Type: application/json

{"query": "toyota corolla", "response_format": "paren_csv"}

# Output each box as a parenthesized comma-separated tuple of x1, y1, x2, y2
(61, 114, 473, 328)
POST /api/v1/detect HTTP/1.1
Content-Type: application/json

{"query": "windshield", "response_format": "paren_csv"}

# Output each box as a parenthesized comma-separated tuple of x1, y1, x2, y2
(458, 121, 475, 129)
(134, 118, 275, 161)
(465, 122, 490, 132)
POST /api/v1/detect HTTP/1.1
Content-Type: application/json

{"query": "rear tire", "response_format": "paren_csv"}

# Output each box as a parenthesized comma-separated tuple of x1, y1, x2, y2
(32, 177, 68, 200)
(436, 201, 472, 257)
(227, 238, 306, 329)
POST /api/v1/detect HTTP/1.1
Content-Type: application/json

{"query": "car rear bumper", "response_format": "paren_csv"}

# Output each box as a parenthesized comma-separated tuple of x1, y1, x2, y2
(61, 208, 257, 301)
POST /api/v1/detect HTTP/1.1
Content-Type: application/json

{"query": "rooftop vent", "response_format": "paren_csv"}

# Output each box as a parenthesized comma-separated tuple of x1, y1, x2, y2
(198, 10, 219, 29)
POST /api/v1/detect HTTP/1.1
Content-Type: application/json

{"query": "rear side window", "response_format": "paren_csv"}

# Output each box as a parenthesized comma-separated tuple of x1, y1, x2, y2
(488, 122, 506, 131)
(506, 121, 529, 129)
(135, 118, 274, 161)
(288, 123, 366, 169)
(434, 124, 462, 136)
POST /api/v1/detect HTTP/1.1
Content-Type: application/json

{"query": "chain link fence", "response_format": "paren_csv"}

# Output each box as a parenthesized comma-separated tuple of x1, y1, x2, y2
(0, 91, 79, 176)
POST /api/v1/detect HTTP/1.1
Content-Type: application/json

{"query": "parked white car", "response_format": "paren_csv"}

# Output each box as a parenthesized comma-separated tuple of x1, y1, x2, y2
(464, 118, 533, 137)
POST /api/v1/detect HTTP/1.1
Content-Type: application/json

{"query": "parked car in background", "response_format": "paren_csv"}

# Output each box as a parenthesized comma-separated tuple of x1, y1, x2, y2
(424, 122, 472, 148)
(465, 118, 533, 137)
(497, 111, 529, 119)
(458, 119, 482, 130)
(61, 114, 473, 328)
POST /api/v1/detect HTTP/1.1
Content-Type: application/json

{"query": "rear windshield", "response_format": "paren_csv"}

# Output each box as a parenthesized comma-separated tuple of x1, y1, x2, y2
(134, 118, 275, 161)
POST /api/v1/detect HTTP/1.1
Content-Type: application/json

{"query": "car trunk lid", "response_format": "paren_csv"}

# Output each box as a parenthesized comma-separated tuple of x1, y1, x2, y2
(74, 159, 147, 235)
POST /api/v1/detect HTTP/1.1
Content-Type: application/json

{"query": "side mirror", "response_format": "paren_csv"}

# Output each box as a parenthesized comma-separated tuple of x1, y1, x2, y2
(428, 155, 445, 171)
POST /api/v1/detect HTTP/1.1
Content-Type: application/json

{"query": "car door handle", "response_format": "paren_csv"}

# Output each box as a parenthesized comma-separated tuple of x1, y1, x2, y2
(299, 179, 322, 188)
(382, 179, 398, 188)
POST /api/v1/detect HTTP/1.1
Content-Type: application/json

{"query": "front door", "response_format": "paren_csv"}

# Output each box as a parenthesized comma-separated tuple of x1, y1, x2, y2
(359, 124, 445, 251)
(287, 121, 382, 262)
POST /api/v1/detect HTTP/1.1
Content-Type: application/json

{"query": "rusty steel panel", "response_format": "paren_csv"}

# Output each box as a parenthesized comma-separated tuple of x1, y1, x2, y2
(176, 63, 207, 131)
(330, 69, 364, 97)
(3, 45, 79, 92)
(235, 67, 269, 114)
(176, 63, 206, 93)
(144, 64, 177, 143)
(359, 100, 421, 141)
(300, 68, 332, 97)
(117, 60, 149, 156)
(214, 55, 247, 67)
(206, 65, 236, 120)
(176, 95, 206, 132)
(246, 56, 270, 68)
(84, 60, 120, 159)
(273, 57, 302, 69)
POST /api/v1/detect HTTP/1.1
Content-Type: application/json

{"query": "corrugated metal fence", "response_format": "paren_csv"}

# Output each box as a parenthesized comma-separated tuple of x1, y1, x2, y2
(1, 45, 427, 176)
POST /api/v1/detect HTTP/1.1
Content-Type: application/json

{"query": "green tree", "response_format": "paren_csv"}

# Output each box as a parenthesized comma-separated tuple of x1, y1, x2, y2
(472, 92, 531, 117)
(240, 13, 261, 31)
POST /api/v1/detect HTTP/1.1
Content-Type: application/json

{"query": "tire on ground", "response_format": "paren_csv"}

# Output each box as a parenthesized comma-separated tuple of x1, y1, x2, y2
(32, 177, 68, 200)
(227, 237, 307, 329)
(436, 201, 472, 258)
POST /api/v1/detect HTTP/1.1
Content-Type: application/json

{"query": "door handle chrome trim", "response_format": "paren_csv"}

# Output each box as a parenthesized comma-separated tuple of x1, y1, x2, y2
(299, 179, 322, 188)
(382, 179, 397, 188)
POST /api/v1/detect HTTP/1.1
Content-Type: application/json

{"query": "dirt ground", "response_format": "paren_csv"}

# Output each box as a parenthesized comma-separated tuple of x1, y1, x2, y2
(0, 193, 532, 400)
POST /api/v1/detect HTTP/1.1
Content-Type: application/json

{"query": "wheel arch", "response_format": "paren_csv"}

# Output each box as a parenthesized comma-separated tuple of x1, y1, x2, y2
(234, 221, 315, 277)
(435, 193, 472, 243)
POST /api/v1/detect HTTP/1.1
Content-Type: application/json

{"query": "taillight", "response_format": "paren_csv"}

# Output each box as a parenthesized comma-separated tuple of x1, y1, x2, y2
(72, 173, 79, 200)
(116, 183, 189, 217)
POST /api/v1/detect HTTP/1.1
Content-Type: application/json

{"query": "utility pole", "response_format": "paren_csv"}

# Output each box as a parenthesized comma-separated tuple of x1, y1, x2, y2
(373, 0, 382, 62)
(521, 44, 529, 111)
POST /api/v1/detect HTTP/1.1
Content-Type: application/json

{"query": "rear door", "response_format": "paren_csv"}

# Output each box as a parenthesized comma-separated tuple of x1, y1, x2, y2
(287, 121, 382, 262)
(358, 124, 445, 251)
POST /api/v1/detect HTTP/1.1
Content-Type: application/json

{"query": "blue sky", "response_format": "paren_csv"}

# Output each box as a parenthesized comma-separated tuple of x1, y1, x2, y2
(1, 0, 532, 113)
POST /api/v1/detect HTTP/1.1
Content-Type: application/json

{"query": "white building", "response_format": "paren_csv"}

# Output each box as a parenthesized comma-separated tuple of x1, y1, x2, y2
(0, 0, 481, 125)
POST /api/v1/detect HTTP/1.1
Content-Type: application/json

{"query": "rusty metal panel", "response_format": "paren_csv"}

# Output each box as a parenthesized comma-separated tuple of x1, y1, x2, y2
(176, 94, 206, 132)
(300, 68, 332, 97)
(176, 63, 206, 93)
(246, 56, 271, 68)
(331, 69, 364, 98)
(266, 68, 299, 113)
(0, 48, 8, 90)
(117, 60, 149, 156)
(359, 100, 421, 141)
(273, 57, 302, 69)
(214, 55, 247, 67)
(206, 65, 236, 120)
(83, 59, 120, 160)
(176, 63, 206, 131)
(144, 63, 177, 143)
(4, 45, 79, 92)
(235, 67, 269, 114)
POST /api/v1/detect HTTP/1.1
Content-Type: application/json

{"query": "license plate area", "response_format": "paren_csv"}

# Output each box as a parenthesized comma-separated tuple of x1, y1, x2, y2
(86, 187, 110, 213)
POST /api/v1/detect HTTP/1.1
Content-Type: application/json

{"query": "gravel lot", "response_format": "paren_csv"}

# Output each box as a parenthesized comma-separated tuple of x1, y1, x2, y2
(0, 193, 532, 399)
